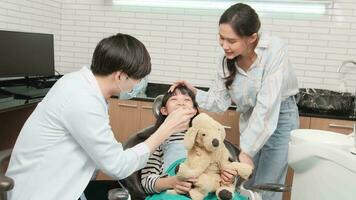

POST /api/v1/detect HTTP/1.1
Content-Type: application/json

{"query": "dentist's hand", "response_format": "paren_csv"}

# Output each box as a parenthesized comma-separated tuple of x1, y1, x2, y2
(162, 107, 196, 134)
(169, 80, 197, 95)
(145, 107, 196, 153)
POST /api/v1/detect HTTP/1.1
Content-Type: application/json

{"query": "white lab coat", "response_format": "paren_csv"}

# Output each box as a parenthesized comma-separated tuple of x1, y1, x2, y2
(6, 67, 150, 200)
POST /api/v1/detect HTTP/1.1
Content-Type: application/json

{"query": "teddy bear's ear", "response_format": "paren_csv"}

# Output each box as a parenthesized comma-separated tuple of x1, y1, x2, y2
(220, 125, 226, 140)
(184, 127, 198, 150)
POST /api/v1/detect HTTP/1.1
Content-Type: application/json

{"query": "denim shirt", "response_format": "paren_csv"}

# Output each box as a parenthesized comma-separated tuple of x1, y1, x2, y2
(196, 32, 299, 156)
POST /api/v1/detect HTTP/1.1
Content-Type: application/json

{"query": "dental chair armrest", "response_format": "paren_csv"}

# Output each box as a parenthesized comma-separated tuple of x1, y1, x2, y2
(0, 149, 14, 193)
(0, 174, 14, 192)
(223, 140, 241, 161)
(245, 183, 291, 192)
(108, 188, 130, 200)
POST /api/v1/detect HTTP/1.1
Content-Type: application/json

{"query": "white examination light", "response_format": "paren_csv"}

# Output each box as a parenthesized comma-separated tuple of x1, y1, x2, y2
(112, 0, 328, 14)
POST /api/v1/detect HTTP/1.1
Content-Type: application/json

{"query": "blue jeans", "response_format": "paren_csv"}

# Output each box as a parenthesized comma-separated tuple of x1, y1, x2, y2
(245, 96, 299, 200)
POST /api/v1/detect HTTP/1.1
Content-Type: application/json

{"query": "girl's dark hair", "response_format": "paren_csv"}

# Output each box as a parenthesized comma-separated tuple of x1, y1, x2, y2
(90, 33, 151, 79)
(219, 3, 261, 89)
(154, 84, 199, 129)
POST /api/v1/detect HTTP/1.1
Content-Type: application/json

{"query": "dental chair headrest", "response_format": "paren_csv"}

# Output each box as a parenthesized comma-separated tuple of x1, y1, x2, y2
(152, 94, 164, 119)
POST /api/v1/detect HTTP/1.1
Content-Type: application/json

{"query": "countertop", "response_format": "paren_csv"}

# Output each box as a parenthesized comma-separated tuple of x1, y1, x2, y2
(0, 76, 60, 113)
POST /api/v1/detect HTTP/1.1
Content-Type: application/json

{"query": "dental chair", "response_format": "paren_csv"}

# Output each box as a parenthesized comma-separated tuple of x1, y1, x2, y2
(112, 95, 291, 200)
(119, 122, 246, 200)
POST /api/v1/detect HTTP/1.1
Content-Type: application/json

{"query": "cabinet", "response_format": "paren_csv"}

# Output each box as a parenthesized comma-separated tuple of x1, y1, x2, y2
(139, 101, 156, 129)
(299, 116, 311, 129)
(310, 117, 355, 134)
(108, 98, 155, 143)
(298, 116, 355, 133)
(0, 104, 37, 151)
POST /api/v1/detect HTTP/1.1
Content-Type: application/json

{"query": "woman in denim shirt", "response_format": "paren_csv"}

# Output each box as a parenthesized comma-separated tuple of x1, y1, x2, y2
(170, 3, 299, 200)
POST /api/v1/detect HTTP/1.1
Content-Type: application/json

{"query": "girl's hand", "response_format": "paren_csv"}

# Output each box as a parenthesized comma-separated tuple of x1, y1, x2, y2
(168, 80, 197, 94)
(171, 177, 197, 194)
(220, 168, 237, 184)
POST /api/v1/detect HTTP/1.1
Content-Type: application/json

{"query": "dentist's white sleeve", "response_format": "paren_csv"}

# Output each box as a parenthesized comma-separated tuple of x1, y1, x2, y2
(62, 94, 150, 179)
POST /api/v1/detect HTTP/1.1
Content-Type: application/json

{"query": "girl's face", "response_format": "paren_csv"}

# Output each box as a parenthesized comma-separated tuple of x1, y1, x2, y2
(218, 23, 256, 59)
(160, 90, 197, 116)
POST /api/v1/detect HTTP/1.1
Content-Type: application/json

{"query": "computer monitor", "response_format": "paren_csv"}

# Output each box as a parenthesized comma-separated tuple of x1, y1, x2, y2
(0, 30, 54, 78)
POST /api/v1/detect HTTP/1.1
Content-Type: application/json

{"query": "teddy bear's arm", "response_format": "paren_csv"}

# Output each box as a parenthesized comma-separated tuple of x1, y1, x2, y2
(222, 162, 253, 180)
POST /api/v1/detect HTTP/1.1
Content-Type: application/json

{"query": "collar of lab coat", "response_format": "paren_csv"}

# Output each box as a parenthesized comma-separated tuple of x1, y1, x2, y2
(79, 66, 107, 105)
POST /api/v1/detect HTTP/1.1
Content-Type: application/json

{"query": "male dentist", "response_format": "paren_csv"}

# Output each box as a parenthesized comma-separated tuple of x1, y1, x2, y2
(6, 33, 195, 200)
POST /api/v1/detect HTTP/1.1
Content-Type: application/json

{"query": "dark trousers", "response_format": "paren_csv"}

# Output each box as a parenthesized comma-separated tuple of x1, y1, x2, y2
(80, 180, 120, 200)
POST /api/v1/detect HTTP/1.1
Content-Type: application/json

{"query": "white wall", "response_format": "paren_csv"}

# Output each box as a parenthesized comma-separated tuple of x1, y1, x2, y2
(1, 0, 356, 92)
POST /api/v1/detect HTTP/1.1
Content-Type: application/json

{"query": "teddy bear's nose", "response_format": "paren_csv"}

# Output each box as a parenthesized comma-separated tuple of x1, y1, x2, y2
(212, 139, 219, 147)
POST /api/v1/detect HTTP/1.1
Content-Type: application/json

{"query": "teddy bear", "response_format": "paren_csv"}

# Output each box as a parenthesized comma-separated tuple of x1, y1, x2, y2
(170, 113, 254, 200)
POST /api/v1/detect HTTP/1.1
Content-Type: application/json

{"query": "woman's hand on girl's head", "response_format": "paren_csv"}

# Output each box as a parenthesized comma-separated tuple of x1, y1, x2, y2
(171, 176, 197, 194)
(163, 107, 196, 134)
(169, 80, 197, 94)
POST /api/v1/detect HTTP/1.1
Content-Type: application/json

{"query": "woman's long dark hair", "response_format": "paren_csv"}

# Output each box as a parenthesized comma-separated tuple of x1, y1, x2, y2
(154, 84, 199, 130)
(219, 3, 261, 89)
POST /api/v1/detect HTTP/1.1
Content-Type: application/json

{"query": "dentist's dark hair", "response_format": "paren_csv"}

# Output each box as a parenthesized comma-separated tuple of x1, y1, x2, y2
(91, 33, 151, 79)
(219, 3, 261, 89)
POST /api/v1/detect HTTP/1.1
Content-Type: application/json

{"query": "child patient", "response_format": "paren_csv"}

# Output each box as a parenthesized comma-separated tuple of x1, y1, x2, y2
(141, 84, 246, 200)
(141, 84, 199, 197)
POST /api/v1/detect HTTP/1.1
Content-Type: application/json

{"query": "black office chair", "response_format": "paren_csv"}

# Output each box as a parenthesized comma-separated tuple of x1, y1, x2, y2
(0, 149, 13, 200)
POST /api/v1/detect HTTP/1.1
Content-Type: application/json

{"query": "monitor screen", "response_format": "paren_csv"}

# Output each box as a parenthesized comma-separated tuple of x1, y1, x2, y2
(0, 30, 54, 78)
